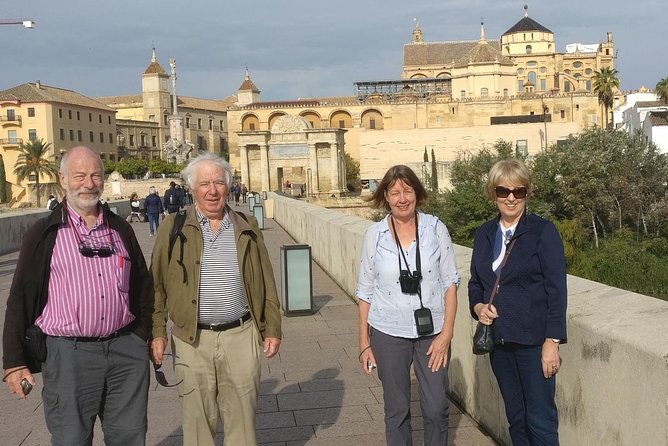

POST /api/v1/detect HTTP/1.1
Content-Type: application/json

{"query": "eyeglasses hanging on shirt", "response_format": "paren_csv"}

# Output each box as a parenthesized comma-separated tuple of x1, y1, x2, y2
(69, 213, 116, 258)
(390, 213, 434, 336)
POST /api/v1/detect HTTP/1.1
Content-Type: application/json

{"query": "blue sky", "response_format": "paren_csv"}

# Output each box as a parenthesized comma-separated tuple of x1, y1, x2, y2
(2, 0, 666, 101)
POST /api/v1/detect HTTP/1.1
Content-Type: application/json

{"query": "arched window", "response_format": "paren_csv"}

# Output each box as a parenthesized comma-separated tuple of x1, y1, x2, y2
(526, 45, 532, 54)
(527, 71, 537, 86)
(481, 88, 489, 98)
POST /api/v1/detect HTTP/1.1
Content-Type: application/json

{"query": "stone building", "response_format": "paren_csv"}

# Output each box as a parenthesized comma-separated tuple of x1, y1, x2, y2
(0, 81, 116, 205)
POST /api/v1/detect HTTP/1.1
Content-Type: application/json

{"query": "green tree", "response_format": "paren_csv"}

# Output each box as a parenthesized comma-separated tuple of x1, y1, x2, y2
(430, 148, 438, 192)
(344, 153, 360, 192)
(13, 138, 59, 208)
(423, 147, 429, 162)
(656, 77, 668, 104)
(115, 159, 149, 178)
(593, 67, 620, 128)
(0, 153, 7, 203)
(102, 160, 117, 175)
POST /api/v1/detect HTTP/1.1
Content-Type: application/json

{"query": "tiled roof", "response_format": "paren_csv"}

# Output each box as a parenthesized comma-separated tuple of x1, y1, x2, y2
(636, 101, 665, 108)
(178, 95, 232, 112)
(97, 94, 143, 106)
(404, 41, 502, 66)
(453, 42, 514, 68)
(144, 61, 167, 75)
(0, 82, 114, 111)
(503, 17, 553, 35)
(238, 78, 259, 92)
(647, 111, 668, 126)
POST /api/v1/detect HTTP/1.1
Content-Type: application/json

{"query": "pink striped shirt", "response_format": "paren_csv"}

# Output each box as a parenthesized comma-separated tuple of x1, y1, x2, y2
(35, 203, 135, 337)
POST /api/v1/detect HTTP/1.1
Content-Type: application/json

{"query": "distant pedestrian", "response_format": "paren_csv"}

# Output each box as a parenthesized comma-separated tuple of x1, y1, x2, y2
(163, 181, 182, 214)
(233, 183, 241, 206)
(144, 186, 164, 236)
(241, 185, 248, 203)
(46, 195, 58, 210)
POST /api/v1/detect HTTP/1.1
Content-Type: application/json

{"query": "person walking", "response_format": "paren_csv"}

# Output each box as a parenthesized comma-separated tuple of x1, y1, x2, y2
(2, 146, 153, 445)
(356, 165, 460, 446)
(163, 181, 181, 214)
(144, 186, 164, 236)
(469, 158, 567, 445)
(150, 153, 282, 446)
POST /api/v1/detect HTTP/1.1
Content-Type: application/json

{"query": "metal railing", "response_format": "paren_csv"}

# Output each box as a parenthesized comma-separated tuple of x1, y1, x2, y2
(0, 138, 23, 145)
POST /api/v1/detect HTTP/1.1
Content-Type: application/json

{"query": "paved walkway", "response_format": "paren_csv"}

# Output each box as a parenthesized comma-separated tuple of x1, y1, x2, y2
(0, 211, 498, 445)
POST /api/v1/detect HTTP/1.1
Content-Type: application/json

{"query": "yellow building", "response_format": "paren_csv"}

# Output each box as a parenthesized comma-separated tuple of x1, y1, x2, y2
(0, 81, 117, 205)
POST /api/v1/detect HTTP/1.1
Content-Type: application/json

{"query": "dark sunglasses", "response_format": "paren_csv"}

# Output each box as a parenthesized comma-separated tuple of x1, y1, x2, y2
(153, 353, 183, 388)
(494, 186, 528, 199)
(78, 245, 115, 258)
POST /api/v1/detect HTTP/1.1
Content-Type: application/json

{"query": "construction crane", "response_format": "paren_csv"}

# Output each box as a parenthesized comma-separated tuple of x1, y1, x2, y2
(0, 19, 35, 28)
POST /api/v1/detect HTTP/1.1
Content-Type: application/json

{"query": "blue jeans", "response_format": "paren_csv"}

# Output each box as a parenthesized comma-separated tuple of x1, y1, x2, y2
(148, 212, 160, 235)
(490, 343, 559, 446)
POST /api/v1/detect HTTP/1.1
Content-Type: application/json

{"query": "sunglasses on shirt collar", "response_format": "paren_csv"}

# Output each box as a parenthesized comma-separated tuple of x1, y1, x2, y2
(494, 186, 528, 199)
(78, 245, 115, 258)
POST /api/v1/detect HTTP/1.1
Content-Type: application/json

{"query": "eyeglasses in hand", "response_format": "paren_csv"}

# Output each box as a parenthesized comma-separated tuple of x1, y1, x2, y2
(153, 353, 183, 388)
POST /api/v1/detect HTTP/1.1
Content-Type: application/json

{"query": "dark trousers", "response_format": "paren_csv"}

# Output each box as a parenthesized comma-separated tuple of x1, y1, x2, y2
(147, 212, 160, 235)
(370, 327, 449, 446)
(490, 343, 559, 446)
(42, 333, 150, 446)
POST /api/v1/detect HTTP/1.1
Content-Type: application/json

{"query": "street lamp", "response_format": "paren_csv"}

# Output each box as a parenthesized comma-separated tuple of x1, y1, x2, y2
(0, 19, 36, 28)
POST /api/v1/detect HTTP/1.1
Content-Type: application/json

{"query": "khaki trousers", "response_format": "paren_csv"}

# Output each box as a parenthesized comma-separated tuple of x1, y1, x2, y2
(172, 319, 261, 446)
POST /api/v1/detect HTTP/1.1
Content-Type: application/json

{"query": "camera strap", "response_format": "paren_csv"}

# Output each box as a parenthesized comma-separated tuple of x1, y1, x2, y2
(390, 213, 425, 307)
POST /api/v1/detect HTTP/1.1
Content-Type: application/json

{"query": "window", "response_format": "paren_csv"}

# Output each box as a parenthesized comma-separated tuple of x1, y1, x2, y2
(528, 71, 537, 86)
(7, 130, 17, 143)
(98, 114, 102, 123)
(219, 120, 224, 130)
(164, 115, 169, 126)
(197, 118, 202, 130)
(576, 104, 580, 111)
(585, 68, 593, 75)
(517, 80, 524, 92)
(503, 88, 509, 98)
(28, 129, 37, 141)
(89, 112, 92, 122)
(76, 111, 80, 120)
(564, 82, 571, 93)
(540, 79, 546, 91)
(516, 140, 528, 156)
(527, 61, 537, 67)
(109, 133, 113, 144)
(481, 88, 489, 98)
(525, 45, 532, 54)
(152, 136, 157, 147)
(369, 119, 376, 130)
(89, 131, 94, 142)
(140, 134, 146, 146)
(560, 110, 565, 119)
(460, 90, 466, 99)
(148, 114, 155, 122)
(69, 129, 74, 141)
(517, 68, 524, 75)
(129, 135, 135, 146)
(186, 117, 190, 128)
(585, 80, 592, 91)
(78, 130, 82, 141)
(59, 109, 63, 119)
(60, 128, 65, 140)
(108, 116, 111, 124)
(7, 109, 15, 120)
(209, 119, 213, 130)
(99, 132, 104, 143)
(338, 120, 345, 129)
(573, 61, 583, 69)
(68, 110, 72, 119)
(249, 123, 255, 131)
(540, 66, 547, 74)
(27, 107, 35, 117)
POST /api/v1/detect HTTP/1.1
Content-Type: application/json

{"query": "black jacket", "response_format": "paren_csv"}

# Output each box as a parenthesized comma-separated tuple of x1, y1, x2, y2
(2, 200, 153, 372)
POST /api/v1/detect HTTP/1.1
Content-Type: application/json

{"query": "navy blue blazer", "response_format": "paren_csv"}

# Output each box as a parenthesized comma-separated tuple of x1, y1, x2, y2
(468, 213, 567, 346)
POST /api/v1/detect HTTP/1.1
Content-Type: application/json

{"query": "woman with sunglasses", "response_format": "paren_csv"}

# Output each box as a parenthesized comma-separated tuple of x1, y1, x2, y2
(468, 158, 567, 445)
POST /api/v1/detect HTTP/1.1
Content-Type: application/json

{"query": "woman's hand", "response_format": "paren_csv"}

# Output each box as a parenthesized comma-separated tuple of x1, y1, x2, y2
(474, 303, 499, 326)
(426, 331, 452, 372)
(541, 340, 561, 378)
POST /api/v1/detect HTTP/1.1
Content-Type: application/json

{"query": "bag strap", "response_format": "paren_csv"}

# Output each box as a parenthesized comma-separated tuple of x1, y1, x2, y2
(487, 238, 517, 307)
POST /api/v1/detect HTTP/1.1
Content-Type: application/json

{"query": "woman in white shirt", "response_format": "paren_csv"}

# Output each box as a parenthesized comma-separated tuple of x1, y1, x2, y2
(356, 165, 460, 446)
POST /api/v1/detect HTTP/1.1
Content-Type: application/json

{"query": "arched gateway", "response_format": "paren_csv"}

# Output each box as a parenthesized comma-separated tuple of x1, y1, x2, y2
(237, 114, 346, 196)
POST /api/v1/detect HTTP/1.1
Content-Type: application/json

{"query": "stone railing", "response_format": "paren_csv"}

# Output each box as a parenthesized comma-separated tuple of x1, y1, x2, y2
(270, 192, 668, 446)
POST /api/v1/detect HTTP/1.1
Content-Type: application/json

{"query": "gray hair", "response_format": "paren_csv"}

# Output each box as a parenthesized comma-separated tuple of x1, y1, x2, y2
(60, 146, 104, 174)
(181, 152, 232, 189)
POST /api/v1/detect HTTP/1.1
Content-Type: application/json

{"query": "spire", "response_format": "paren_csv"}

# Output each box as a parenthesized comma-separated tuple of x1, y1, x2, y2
(245, 66, 251, 80)
(524, 4, 529, 18)
(151, 47, 157, 63)
(479, 20, 487, 43)
(412, 18, 424, 44)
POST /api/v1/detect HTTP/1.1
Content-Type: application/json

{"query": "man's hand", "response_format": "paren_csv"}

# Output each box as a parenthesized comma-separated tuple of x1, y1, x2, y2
(263, 337, 281, 359)
(150, 337, 168, 364)
(3, 367, 34, 400)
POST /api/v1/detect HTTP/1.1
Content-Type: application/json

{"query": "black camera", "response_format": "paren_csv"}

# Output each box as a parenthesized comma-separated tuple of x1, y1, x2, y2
(399, 270, 421, 294)
(414, 307, 434, 336)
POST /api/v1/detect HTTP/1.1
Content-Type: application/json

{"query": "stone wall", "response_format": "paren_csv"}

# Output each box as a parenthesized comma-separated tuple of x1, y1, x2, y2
(271, 192, 668, 446)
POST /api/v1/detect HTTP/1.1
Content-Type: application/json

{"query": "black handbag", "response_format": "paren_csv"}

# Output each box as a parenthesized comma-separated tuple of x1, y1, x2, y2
(24, 324, 47, 363)
(472, 238, 516, 355)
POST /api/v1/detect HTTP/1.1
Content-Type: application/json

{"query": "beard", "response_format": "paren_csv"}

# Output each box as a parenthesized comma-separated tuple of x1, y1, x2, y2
(66, 187, 101, 212)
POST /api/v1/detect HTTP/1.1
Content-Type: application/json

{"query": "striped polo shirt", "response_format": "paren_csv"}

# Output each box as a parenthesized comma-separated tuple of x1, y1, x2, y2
(196, 206, 249, 324)
(36, 203, 135, 337)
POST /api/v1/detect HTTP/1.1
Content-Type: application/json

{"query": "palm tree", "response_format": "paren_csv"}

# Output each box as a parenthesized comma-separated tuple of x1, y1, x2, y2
(593, 67, 620, 129)
(13, 138, 59, 208)
(656, 77, 668, 104)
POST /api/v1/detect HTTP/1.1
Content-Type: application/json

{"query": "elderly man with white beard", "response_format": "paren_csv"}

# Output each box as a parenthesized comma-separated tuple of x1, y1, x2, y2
(2, 146, 153, 446)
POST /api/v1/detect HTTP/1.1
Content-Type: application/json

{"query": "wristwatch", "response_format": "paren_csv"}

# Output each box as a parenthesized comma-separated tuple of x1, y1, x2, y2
(550, 338, 560, 343)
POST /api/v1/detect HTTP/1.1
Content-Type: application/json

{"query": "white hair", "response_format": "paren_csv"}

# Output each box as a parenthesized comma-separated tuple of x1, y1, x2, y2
(181, 153, 232, 189)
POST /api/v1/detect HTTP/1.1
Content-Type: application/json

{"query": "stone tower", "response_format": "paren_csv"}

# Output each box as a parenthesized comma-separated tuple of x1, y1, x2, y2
(141, 48, 170, 123)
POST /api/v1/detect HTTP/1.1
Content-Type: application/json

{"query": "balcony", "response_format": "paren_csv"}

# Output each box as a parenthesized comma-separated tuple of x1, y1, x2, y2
(0, 115, 22, 127)
(0, 138, 22, 147)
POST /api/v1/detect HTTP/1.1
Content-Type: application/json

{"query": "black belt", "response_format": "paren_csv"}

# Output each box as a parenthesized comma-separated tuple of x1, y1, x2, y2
(55, 326, 132, 343)
(197, 313, 251, 331)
